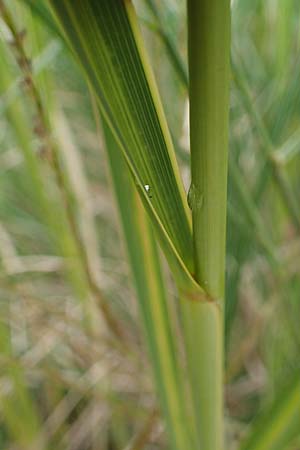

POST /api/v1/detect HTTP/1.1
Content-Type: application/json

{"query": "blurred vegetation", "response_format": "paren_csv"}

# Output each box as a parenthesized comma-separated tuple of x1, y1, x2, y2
(0, 0, 299, 449)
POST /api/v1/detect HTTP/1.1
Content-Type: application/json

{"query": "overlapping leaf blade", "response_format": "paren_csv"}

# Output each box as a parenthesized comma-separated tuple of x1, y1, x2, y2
(47, 0, 197, 292)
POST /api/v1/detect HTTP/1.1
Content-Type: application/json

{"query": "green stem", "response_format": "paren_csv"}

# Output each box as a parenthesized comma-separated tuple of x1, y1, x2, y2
(187, 1, 231, 449)
(180, 299, 224, 450)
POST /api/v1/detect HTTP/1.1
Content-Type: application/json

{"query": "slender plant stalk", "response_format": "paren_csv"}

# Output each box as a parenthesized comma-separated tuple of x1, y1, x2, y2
(180, 299, 224, 450)
(186, 1, 231, 449)
(188, 1, 231, 297)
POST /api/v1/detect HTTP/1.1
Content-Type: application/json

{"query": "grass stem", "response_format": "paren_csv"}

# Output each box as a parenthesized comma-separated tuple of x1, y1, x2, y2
(187, 1, 231, 448)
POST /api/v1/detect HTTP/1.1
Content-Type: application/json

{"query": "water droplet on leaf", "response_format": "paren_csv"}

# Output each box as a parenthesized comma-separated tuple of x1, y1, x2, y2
(144, 184, 152, 198)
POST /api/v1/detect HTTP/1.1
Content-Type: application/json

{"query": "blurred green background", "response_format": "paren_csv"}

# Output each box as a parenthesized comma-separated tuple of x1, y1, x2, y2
(0, 0, 299, 449)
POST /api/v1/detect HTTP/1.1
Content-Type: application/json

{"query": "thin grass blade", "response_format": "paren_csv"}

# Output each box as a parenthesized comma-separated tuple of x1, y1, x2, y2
(47, 0, 198, 293)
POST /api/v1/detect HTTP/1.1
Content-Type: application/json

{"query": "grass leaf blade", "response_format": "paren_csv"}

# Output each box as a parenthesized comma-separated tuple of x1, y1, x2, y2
(47, 0, 194, 282)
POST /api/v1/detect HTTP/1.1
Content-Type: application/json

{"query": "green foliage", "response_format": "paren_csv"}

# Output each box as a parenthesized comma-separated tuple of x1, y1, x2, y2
(0, 0, 299, 449)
